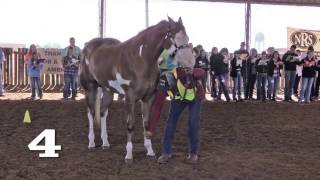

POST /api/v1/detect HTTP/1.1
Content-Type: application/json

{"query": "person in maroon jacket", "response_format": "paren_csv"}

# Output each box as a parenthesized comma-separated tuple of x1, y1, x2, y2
(147, 67, 205, 137)
(157, 67, 205, 164)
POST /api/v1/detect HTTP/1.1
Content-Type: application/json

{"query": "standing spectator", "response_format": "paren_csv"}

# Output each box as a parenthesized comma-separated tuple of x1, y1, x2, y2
(63, 47, 79, 100)
(194, 50, 209, 93)
(25, 44, 42, 64)
(237, 42, 249, 95)
(211, 48, 231, 101)
(267, 51, 283, 101)
(293, 50, 303, 96)
(266, 47, 275, 59)
(28, 50, 44, 100)
(245, 48, 258, 100)
(0, 47, 5, 96)
(157, 67, 205, 164)
(193, 44, 204, 59)
(209, 47, 218, 99)
(299, 50, 316, 103)
(256, 51, 269, 102)
(230, 51, 245, 102)
(63, 37, 81, 97)
(282, 45, 299, 102)
(313, 57, 320, 100)
(63, 37, 81, 58)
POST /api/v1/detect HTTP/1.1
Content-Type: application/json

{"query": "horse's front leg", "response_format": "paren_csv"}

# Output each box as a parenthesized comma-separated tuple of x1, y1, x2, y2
(125, 101, 135, 163)
(142, 94, 156, 157)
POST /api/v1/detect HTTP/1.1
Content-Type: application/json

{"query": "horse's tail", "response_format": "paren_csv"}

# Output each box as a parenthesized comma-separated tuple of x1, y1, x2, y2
(94, 87, 102, 127)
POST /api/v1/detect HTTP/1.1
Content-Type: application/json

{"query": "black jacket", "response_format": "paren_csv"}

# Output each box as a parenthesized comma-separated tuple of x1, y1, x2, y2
(267, 58, 283, 77)
(210, 53, 228, 75)
(301, 57, 316, 78)
(255, 58, 269, 74)
(195, 56, 209, 71)
(246, 56, 258, 76)
(282, 51, 299, 71)
(230, 57, 246, 77)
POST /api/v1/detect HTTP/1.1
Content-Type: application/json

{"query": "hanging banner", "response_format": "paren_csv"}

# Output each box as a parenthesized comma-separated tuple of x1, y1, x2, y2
(38, 49, 64, 75)
(287, 27, 320, 53)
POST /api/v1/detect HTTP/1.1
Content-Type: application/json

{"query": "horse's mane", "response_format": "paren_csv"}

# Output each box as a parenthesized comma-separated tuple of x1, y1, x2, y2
(123, 20, 168, 45)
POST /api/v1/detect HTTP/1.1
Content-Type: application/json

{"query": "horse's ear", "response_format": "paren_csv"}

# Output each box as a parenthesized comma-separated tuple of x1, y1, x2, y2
(167, 16, 174, 24)
(178, 17, 183, 25)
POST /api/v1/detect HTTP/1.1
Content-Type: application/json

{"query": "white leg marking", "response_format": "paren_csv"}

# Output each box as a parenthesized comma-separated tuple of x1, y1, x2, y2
(144, 137, 155, 156)
(139, 44, 143, 56)
(125, 142, 133, 160)
(100, 91, 104, 99)
(88, 112, 95, 149)
(108, 72, 130, 95)
(101, 110, 110, 148)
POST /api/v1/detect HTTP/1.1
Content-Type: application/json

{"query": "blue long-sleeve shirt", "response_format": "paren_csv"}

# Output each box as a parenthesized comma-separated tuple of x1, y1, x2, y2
(28, 59, 43, 77)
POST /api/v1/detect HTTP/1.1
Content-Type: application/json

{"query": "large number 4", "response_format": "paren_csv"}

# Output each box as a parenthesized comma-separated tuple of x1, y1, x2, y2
(28, 129, 62, 158)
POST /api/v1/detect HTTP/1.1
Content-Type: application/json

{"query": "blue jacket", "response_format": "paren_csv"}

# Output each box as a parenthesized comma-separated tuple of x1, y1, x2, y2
(28, 59, 43, 77)
(0, 48, 4, 63)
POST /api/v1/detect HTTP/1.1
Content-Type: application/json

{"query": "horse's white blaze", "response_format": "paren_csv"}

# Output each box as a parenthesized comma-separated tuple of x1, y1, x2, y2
(139, 44, 143, 57)
(108, 72, 130, 95)
(174, 30, 189, 46)
(125, 142, 133, 160)
(88, 112, 95, 148)
(101, 110, 110, 148)
(85, 58, 89, 65)
(144, 137, 155, 156)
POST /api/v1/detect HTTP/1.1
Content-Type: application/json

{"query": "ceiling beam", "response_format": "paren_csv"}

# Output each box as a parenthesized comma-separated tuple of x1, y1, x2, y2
(179, 0, 320, 7)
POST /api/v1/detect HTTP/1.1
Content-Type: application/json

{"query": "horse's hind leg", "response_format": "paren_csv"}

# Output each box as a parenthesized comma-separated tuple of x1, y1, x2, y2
(141, 95, 156, 157)
(100, 89, 113, 149)
(86, 88, 97, 149)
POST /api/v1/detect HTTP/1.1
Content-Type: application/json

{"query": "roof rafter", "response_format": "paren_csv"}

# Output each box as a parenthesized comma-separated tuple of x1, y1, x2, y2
(179, 0, 320, 7)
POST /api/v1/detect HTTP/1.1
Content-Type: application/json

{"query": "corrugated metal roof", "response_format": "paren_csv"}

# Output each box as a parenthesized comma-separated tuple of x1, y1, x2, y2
(180, 0, 320, 6)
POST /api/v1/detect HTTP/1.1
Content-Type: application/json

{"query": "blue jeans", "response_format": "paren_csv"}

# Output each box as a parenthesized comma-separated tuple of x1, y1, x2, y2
(284, 70, 296, 99)
(299, 77, 314, 103)
(267, 76, 280, 99)
(64, 74, 76, 98)
(162, 99, 202, 155)
(257, 73, 267, 100)
(211, 73, 217, 98)
(232, 71, 242, 99)
(0, 63, 4, 95)
(216, 74, 230, 100)
(30, 77, 42, 98)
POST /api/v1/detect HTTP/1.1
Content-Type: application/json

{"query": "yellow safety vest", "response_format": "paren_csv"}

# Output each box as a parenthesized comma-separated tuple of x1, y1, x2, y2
(167, 69, 196, 101)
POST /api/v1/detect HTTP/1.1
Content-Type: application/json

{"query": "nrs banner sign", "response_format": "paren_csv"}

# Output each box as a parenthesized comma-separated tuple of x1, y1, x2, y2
(287, 27, 320, 52)
(38, 49, 64, 75)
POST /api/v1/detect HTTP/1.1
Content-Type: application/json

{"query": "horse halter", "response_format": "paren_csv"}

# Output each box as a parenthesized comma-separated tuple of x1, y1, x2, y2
(165, 31, 190, 58)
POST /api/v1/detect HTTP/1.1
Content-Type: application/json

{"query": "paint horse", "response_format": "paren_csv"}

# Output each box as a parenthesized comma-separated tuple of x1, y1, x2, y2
(80, 17, 195, 163)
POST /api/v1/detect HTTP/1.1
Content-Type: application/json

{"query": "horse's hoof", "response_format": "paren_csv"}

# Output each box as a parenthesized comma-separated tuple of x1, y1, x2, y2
(88, 146, 95, 150)
(102, 145, 110, 150)
(125, 158, 133, 164)
(146, 155, 156, 160)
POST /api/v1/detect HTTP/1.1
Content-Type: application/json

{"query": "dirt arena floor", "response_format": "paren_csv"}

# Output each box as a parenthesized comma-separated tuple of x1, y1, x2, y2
(0, 93, 320, 180)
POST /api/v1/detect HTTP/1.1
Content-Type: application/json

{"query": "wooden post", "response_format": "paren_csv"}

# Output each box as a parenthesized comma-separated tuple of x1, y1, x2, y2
(145, 0, 149, 28)
(245, 0, 251, 51)
(99, 0, 105, 38)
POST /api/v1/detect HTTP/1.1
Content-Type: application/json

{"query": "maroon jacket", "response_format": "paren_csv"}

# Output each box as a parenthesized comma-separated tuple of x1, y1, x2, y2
(175, 67, 206, 100)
